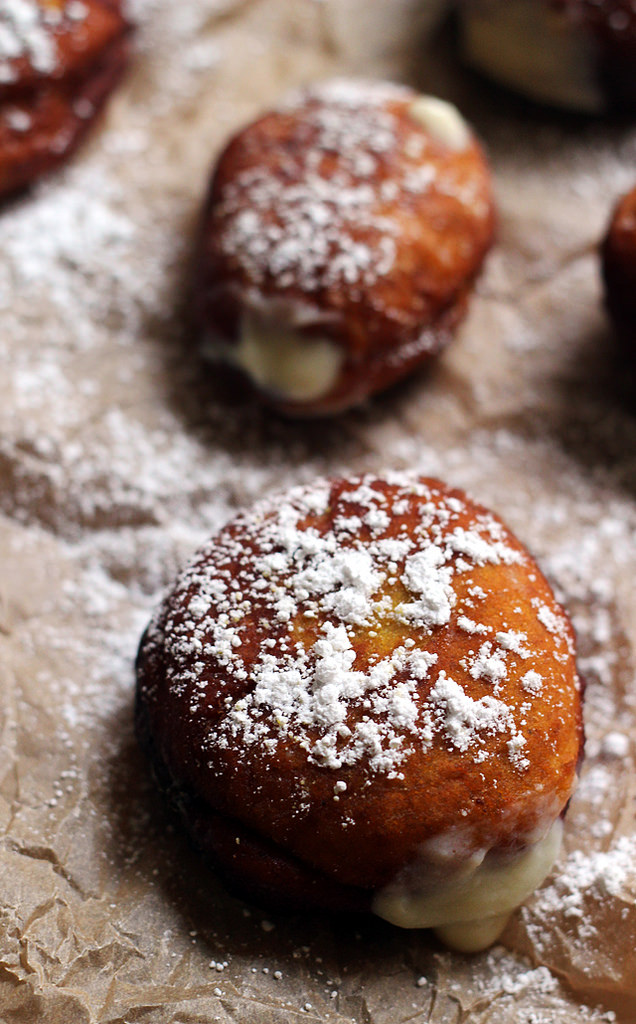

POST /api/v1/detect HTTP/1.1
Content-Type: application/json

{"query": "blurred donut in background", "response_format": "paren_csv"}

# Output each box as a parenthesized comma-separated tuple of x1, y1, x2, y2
(0, 0, 132, 200)
(194, 79, 495, 416)
(459, 0, 636, 114)
(602, 185, 636, 347)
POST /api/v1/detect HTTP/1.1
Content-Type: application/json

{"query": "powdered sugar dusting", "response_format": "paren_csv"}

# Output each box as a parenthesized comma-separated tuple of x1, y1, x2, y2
(447, 945, 619, 1022)
(143, 473, 577, 778)
(0, 0, 634, 1014)
(0, 0, 88, 83)
(519, 835, 636, 971)
(1, 1, 57, 80)
(427, 670, 516, 756)
(397, 546, 456, 628)
(213, 78, 482, 296)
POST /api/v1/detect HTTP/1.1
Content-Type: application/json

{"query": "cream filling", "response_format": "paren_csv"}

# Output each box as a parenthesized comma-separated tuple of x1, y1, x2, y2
(460, 1, 604, 114)
(207, 309, 345, 404)
(372, 818, 563, 952)
(409, 96, 471, 151)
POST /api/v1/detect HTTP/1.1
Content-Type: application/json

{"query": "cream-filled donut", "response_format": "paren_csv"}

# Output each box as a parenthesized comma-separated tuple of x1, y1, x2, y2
(602, 185, 636, 347)
(194, 80, 495, 416)
(0, 0, 132, 201)
(136, 474, 583, 951)
(459, 0, 636, 114)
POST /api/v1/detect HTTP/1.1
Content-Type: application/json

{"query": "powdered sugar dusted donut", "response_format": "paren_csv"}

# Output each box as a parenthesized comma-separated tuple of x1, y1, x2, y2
(602, 185, 636, 345)
(194, 80, 495, 415)
(136, 474, 583, 951)
(0, 0, 131, 200)
(460, 0, 636, 114)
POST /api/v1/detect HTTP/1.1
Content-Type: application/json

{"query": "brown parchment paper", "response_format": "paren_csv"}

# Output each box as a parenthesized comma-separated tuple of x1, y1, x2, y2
(2, 1, 636, 1021)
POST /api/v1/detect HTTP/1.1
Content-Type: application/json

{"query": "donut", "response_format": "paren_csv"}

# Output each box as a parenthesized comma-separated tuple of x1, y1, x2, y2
(602, 185, 636, 345)
(0, 0, 132, 200)
(459, 0, 636, 114)
(135, 474, 583, 952)
(193, 80, 495, 416)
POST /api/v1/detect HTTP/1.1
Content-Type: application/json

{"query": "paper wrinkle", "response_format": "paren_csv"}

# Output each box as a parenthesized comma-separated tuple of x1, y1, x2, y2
(5, 840, 88, 899)
(1, 0, 635, 1021)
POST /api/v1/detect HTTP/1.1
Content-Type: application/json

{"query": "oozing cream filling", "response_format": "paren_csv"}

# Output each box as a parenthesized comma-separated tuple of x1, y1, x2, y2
(372, 818, 563, 953)
(207, 309, 344, 403)
(460, 1, 604, 114)
(409, 96, 470, 151)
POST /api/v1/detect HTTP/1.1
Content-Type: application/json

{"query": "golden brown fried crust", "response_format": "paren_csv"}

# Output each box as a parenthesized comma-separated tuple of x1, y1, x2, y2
(136, 698, 372, 913)
(0, 0, 131, 200)
(136, 475, 583, 908)
(602, 186, 636, 344)
(194, 82, 495, 415)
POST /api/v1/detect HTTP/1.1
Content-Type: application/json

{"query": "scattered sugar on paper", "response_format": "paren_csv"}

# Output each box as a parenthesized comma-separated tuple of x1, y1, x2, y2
(0, 2, 635, 1018)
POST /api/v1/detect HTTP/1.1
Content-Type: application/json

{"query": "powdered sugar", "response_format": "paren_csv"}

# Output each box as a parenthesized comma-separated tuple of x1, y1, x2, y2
(0, 0, 90, 85)
(447, 524, 524, 566)
(457, 946, 619, 1022)
(427, 671, 515, 755)
(469, 641, 508, 687)
(522, 669, 544, 694)
(229, 626, 430, 772)
(0, 0, 634, 1014)
(397, 546, 456, 628)
(218, 164, 399, 292)
(143, 473, 577, 777)
(0, 0, 60, 81)
(213, 78, 485, 297)
(521, 835, 636, 954)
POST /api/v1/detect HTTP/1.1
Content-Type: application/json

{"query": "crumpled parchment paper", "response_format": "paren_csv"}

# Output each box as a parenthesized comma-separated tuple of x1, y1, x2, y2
(2, 1, 636, 1021)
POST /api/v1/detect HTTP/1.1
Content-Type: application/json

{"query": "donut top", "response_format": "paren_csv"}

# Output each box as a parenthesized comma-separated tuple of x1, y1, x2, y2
(140, 475, 579, 789)
(208, 80, 493, 300)
(0, 1, 87, 82)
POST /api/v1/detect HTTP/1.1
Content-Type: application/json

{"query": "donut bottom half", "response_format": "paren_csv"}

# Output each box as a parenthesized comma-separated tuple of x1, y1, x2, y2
(200, 289, 467, 418)
(136, 697, 566, 953)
